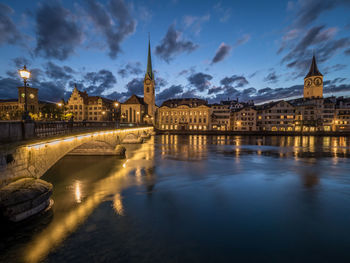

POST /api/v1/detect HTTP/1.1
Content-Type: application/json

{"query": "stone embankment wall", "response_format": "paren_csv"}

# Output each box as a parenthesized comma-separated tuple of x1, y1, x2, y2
(0, 127, 153, 187)
(0, 122, 35, 143)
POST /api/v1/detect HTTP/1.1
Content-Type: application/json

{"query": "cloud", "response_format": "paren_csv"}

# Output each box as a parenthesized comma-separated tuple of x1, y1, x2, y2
(292, 0, 350, 28)
(188, 72, 213, 92)
(155, 25, 198, 62)
(220, 75, 249, 88)
(36, 81, 66, 101)
(234, 34, 251, 47)
(208, 86, 224, 95)
(124, 77, 144, 96)
(155, 77, 168, 88)
(35, 2, 83, 60)
(211, 42, 232, 64)
(177, 67, 196, 76)
(84, 69, 117, 95)
(0, 3, 22, 45)
(213, 2, 231, 22)
(264, 71, 279, 84)
(324, 83, 350, 94)
(183, 14, 210, 35)
(280, 25, 350, 76)
(85, 0, 136, 59)
(118, 62, 142, 78)
(12, 57, 31, 68)
(157, 85, 184, 101)
(322, 64, 347, 75)
(0, 77, 22, 99)
(45, 62, 74, 81)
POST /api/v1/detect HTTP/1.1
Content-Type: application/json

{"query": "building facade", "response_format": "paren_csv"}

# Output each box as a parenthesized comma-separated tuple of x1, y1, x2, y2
(210, 103, 231, 131)
(256, 101, 295, 131)
(231, 107, 257, 131)
(0, 86, 55, 120)
(157, 98, 211, 131)
(120, 95, 146, 124)
(66, 86, 119, 121)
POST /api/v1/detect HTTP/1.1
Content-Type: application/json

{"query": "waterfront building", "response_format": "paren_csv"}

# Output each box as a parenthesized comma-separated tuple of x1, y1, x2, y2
(291, 97, 336, 132)
(157, 98, 211, 131)
(67, 86, 118, 121)
(230, 107, 257, 131)
(256, 100, 295, 131)
(334, 97, 350, 131)
(304, 55, 323, 99)
(210, 103, 231, 131)
(121, 39, 156, 125)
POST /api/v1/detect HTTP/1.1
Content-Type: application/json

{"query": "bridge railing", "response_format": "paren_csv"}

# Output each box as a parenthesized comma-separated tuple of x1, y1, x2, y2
(34, 121, 119, 138)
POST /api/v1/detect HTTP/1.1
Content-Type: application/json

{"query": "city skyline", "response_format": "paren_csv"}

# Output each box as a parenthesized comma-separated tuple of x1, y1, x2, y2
(1, 0, 350, 105)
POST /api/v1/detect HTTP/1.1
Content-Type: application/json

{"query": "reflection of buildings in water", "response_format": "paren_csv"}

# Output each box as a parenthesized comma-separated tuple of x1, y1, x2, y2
(301, 171, 320, 189)
(23, 138, 155, 263)
(113, 193, 124, 216)
(144, 167, 156, 194)
(74, 180, 82, 203)
(160, 135, 208, 161)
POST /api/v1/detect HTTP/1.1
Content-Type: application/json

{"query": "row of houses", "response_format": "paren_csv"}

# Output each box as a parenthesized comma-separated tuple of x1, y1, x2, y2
(156, 97, 350, 132)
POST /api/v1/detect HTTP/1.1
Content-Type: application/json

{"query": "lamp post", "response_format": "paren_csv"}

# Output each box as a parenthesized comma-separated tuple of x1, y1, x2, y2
(18, 65, 31, 121)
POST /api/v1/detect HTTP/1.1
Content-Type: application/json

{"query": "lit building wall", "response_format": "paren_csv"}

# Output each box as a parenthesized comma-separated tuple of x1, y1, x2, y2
(231, 107, 257, 131)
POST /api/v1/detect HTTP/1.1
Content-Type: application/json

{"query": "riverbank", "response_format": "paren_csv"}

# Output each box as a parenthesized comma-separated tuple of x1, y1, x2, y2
(155, 129, 350, 137)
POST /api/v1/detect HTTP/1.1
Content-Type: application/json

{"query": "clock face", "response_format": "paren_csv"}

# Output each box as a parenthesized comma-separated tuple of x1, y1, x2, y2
(29, 93, 34, 99)
(304, 79, 312, 87)
(145, 79, 151, 85)
(314, 77, 322, 86)
(21, 93, 25, 98)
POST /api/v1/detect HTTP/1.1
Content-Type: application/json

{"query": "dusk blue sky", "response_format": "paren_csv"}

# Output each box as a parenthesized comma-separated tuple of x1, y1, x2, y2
(0, 0, 350, 105)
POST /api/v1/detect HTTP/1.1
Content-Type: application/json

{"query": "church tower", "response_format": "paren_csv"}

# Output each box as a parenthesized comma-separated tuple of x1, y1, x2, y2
(144, 38, 156, 122)
(304, 55, 323, 99)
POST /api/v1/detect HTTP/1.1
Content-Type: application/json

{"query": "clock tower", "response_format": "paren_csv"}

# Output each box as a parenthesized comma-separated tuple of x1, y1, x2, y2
(144, 38, 156, 123)
(304, 55, 323, 99)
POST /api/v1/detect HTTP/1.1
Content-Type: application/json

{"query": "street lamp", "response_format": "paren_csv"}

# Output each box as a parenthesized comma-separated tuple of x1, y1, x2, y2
(18, 65, 31, 121)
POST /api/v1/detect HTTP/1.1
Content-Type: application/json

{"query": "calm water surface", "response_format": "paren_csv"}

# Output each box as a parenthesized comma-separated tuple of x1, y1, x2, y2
(1, 135, 350, 263)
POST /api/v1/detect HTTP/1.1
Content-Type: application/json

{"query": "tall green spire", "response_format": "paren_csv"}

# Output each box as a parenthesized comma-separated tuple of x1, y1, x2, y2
(146, 35, 154, 80)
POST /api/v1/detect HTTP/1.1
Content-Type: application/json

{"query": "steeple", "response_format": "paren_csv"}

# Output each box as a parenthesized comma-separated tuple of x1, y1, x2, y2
(305, 55, 323, 79)
(146, 35, 154, 80)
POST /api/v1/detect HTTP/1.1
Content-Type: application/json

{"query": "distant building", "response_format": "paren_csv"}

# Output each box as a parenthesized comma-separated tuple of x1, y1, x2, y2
(121, 95, 146, 124)
(230, 107, 257, 131)
(121, 39, 156, 125)
(66, 86, 118, 121)
(157, 98, 211, 131)
(334, 97, 350, 131)
(0, 86, 59, 120)
(210, 103, 231, 131)
(256, 100, 295, 131)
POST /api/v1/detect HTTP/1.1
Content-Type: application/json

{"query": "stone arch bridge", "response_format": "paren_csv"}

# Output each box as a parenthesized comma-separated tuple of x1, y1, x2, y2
(0, 127, 153, 187)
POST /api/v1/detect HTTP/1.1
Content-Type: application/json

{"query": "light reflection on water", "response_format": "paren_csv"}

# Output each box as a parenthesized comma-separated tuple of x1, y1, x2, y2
(1, 135, 350, 263)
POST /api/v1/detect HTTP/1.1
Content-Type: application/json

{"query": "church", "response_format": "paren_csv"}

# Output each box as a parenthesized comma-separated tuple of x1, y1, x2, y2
(120, 40, 156, 125)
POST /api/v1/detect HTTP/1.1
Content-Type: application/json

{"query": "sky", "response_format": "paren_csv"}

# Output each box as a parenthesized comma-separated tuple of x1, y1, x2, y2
(0, 0, 350, 105)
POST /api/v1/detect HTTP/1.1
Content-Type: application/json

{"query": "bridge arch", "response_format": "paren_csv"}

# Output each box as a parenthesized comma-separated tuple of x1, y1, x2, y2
(0, 127, 153, 186)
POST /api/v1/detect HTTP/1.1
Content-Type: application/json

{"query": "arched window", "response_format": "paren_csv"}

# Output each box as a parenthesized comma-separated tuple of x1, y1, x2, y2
(147, 87, 149, 93)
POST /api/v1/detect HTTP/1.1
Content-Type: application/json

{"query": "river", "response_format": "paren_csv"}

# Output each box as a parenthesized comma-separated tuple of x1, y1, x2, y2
(1, 135, 350, 263)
